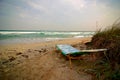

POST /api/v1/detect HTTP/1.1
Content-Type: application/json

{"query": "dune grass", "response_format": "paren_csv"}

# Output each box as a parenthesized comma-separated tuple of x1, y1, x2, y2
(90, 22, 120, 80)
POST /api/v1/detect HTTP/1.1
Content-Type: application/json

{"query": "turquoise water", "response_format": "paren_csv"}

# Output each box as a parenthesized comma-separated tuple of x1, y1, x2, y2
(0, 30, 95, 44)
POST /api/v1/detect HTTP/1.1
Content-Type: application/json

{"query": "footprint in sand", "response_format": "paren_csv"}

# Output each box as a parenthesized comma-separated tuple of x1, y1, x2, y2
(21, 55, 29, 58)
(16, 52, 22, 55)
(8, 56, 16, 62)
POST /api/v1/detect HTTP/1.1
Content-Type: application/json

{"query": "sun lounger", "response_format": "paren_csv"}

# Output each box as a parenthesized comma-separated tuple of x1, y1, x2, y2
(56, 44, 107, 69)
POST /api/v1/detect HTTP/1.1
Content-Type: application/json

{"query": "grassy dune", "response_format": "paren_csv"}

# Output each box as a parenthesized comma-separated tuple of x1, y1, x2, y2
(90, 22, 120, 80)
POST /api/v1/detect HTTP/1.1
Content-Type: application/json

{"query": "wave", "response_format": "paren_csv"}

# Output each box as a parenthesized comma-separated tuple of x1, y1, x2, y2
(0, 31, 86, 35)
(0, 31, 95, 35)
(0, 30, 95, 40)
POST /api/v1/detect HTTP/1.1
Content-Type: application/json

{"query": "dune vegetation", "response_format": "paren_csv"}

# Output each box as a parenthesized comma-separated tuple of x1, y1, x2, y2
(89, 22, 120, 80)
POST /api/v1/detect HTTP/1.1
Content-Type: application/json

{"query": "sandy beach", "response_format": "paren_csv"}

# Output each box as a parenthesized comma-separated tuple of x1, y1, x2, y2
(0, 37, 93, 80)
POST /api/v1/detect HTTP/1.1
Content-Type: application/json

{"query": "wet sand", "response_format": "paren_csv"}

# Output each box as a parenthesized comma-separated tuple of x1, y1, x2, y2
(0, 37, 93, 80)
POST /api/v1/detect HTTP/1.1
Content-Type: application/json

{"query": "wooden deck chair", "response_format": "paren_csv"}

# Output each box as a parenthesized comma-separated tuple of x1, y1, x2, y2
(56, 44, 107, 69)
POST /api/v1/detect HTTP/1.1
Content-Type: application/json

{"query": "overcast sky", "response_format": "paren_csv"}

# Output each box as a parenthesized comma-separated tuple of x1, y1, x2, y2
(0, 0, 120, 31)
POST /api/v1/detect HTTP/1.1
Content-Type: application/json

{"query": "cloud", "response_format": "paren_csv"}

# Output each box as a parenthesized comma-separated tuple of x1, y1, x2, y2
(19, 13, 28, 18)
(61, 0, 86, 11)
(27, 1, 49, 14)
(68, 0, 86, 9)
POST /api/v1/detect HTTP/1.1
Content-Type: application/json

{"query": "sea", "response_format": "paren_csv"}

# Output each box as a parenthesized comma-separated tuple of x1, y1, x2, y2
(0, 30, 95, 44)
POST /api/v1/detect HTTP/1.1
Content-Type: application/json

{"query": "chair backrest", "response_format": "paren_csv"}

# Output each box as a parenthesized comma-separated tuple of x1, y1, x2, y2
(57, 44, 80, 55)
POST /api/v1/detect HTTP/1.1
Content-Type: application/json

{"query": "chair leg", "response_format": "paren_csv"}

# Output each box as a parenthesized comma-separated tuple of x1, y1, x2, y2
(70, 57, 72, 69)
(67, 55, 72, 69)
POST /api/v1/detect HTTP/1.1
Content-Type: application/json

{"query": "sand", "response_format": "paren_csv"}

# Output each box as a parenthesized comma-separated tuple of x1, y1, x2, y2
(0, 37, 93, 80)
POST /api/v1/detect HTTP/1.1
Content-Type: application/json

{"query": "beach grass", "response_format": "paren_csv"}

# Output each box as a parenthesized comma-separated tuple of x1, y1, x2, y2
(89, 22, 120, 80)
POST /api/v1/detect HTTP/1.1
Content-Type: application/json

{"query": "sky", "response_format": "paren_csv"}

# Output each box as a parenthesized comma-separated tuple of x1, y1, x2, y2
(0, 0, 120, 31)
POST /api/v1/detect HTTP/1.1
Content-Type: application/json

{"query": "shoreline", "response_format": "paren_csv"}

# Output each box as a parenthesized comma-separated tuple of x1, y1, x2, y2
(0, 36, 92, 45)
(0, 37, 91, 48)
(0, 37, 92, 46)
